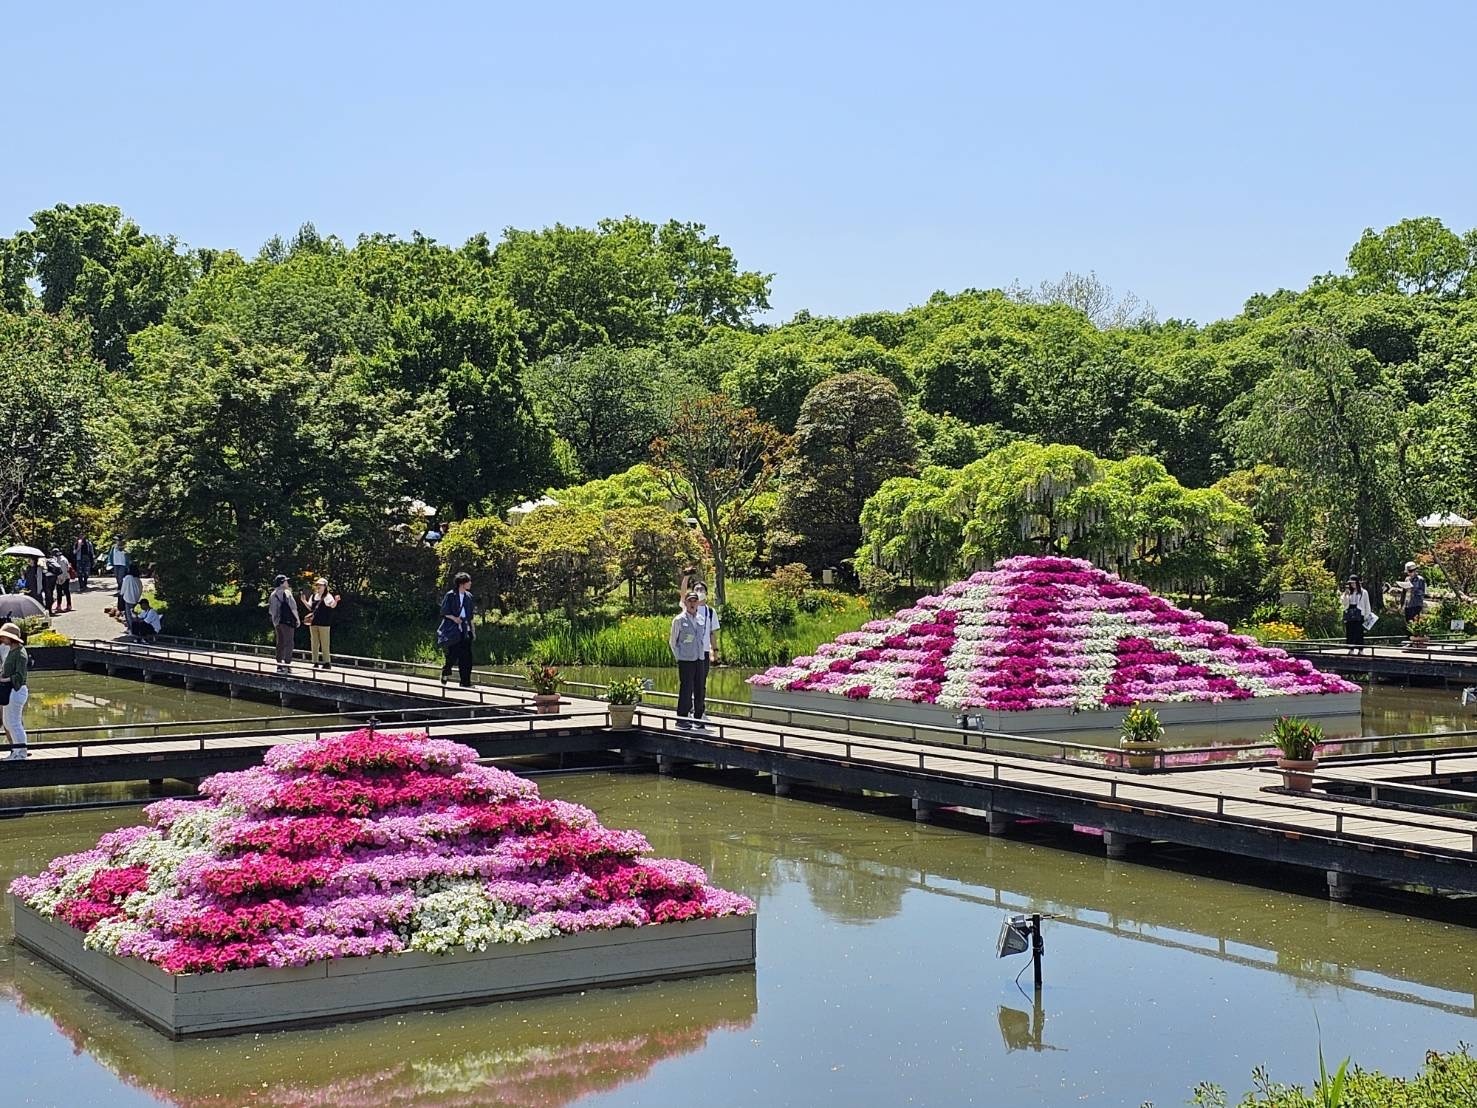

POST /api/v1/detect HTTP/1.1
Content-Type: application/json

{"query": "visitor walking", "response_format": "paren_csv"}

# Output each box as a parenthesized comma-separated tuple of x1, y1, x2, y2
(669, 591, 712, 730)
(269, 575, 300, 671)
(48, 548, 73, 613)
(39, 554, 58, 615)
(119, 567, 144, 627)
(438, 573, 476, 687)
(129, 598, 163, 639)
(302, 578, 340, 669)
(1402, 561, 1428, 624)
(1341, 576, 1374, 652)
(109, 535, 129, 594)
(74, 535, 95, 591)
(1, 622, 29, 760)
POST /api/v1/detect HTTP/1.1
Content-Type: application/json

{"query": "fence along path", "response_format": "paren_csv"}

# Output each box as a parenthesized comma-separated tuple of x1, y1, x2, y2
(62, 639, 1477, 865)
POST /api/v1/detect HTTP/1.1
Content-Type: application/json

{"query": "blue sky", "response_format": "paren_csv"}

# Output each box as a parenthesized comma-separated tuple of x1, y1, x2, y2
(7, 2, 1475, 326)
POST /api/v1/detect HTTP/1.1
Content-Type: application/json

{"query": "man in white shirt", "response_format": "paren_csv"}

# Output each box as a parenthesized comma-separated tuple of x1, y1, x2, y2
(109, 536, 129, 594)
(129, 599, 163, 639)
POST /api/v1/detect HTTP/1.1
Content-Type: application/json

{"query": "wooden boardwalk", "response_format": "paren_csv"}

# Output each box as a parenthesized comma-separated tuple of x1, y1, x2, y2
(14, 638, 1477, 899)
(1286, 638, 1477, 684)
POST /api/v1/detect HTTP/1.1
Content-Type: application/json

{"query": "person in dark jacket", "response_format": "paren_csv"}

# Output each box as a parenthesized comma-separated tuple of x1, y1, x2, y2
(438, 573, 476, 687)
(268, 575, 300, 672)
(74, 536, 95, 591)
(21, 557, 42, 603)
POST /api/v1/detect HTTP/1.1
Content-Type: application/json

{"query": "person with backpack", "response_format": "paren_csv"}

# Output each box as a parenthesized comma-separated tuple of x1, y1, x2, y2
(438, 573, 476, 687)
(269, 574, 300, 671)
(669, 591, 713, 730)
(40, 555, 58, 615)
(48, 548, 72, 614)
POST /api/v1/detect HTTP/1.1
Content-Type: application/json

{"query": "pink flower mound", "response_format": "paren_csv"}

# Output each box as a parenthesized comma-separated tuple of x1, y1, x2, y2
(8, 728, 753, 975)
(747, 555, 1360, 712)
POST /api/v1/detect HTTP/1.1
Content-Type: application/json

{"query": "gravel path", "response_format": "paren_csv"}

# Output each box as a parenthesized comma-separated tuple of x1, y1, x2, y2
(48, 577, 152, 642)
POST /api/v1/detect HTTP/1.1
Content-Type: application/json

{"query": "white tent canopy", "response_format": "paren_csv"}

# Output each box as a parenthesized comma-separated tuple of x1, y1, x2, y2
(508, 495, 559, 520)
(1418, 512, 1474, 529)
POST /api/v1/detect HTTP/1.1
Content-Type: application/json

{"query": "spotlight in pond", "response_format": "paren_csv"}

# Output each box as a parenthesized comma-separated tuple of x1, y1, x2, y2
(997, 912, 1054, 992)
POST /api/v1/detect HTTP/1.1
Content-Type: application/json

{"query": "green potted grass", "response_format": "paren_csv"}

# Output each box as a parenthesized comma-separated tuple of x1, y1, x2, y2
(526, 661, 563, 714)
(1118, 706, 1164, 772)
(606, 676, 644, 730)
(1269, 715, 1322, 792)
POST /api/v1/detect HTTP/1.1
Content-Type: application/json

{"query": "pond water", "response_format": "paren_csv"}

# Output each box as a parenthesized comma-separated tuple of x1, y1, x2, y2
(21, 671, 313, 745)
(1, 772, 1475, 1106)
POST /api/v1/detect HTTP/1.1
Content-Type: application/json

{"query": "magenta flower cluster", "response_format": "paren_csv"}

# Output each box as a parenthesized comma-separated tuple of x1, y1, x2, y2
(749, 555, 1359, 711)
(8, 728, 752, 974)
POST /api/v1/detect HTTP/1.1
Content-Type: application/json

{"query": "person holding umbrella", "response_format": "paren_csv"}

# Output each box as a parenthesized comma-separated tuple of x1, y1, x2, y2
(1, 621, 29, 760)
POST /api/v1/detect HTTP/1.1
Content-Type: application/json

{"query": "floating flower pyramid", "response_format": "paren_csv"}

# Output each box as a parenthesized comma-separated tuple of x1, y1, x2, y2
(750, 555, 1359, 712)
(8, 729, 753, 974)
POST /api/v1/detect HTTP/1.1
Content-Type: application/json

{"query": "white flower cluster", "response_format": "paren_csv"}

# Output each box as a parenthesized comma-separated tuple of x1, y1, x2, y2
(404, 881, 556, 954)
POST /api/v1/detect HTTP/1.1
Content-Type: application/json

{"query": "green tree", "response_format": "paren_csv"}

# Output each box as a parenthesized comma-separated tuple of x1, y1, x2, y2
(511, 505, 618, 619)
(492, 217, 770, 359)
(550, 464, 673, 512)
(1233, 326, 1417, 593)
(771, 371, 918, 578)
(650, 395, 791, 604)
(0, 311, 107, 539)
(109, 325, 394, 607)
(2, 203, 195, 369)
(604, 505, 704, 611)
(1347, 216, 1477, 298)
(524, 346, 677, 478)
(436, 516, 521, 613)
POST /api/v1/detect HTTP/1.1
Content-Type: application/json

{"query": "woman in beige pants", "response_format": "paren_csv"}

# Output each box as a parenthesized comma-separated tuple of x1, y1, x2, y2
(302, 578, 341, 669)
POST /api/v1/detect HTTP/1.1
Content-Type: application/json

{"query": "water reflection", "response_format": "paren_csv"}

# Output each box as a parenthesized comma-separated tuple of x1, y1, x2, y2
(3, 777, 1477, 1106)
(26, 670, 309, 744)
(4, 959, 755, 1107)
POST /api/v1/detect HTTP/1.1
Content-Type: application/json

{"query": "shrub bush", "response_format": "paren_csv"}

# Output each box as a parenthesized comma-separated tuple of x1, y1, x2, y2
(1185, 1045, 1476, 1107)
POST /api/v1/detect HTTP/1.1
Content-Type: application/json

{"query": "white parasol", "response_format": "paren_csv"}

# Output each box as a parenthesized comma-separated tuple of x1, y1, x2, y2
(1, 544, 46, 558)
(1418, 512, 1474, 529)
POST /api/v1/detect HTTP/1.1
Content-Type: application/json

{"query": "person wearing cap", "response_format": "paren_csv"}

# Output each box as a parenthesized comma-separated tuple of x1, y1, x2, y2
(669, 591, 712, 730)
(268, 575, 300, 671)
(1403, 561, 1428, 625)
(0, 622, 29, 760)
(301, 577, 340, 669)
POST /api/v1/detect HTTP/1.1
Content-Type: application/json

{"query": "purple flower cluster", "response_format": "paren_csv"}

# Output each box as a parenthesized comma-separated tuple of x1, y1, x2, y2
(8, 728, 753, 973)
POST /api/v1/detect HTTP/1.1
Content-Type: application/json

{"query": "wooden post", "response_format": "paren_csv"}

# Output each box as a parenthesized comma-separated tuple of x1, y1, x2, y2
(912, 798, 937, 823)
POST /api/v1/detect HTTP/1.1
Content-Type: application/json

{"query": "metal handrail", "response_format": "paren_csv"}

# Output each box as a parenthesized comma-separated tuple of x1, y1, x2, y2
(1273, 767, 1477, 810)
(636, 709, 1477, 853)
(77, 639, 540, 706)
(78, 634, 1477, 775)
(3, 708, 614, 760)
(24, 701, 514, 740)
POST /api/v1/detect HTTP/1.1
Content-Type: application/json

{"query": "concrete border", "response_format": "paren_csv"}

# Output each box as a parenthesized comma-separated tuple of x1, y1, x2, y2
(11, 900, 756, 1039)
(751, 685, 1363, 744)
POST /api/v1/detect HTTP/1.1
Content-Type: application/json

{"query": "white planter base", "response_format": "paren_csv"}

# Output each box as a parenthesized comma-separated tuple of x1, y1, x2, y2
(11, 899, 756, 1039)
(752, 685, 1364, 747)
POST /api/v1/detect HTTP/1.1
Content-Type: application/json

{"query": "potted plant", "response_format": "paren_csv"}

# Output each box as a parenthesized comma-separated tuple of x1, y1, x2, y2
(526, 661, 563, 714)
(1405, 613, 1436, 651)
(606, 676, 644, 730)
(1269, 715, 1322, 792)
(1118, 706, 1164, 772)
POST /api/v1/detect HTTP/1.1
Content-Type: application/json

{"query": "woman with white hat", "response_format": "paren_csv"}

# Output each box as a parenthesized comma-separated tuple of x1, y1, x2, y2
(0, 621, 28, 760)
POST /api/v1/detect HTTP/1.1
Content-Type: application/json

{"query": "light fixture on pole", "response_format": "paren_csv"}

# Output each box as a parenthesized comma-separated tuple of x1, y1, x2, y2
(996, 912, 1051, 992)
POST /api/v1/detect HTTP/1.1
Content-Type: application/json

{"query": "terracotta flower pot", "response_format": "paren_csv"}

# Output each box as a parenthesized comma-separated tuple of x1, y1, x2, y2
(1278, 757, 1318, 792)
(607, 703, 636, 730)
(533, 693, 562, 715)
